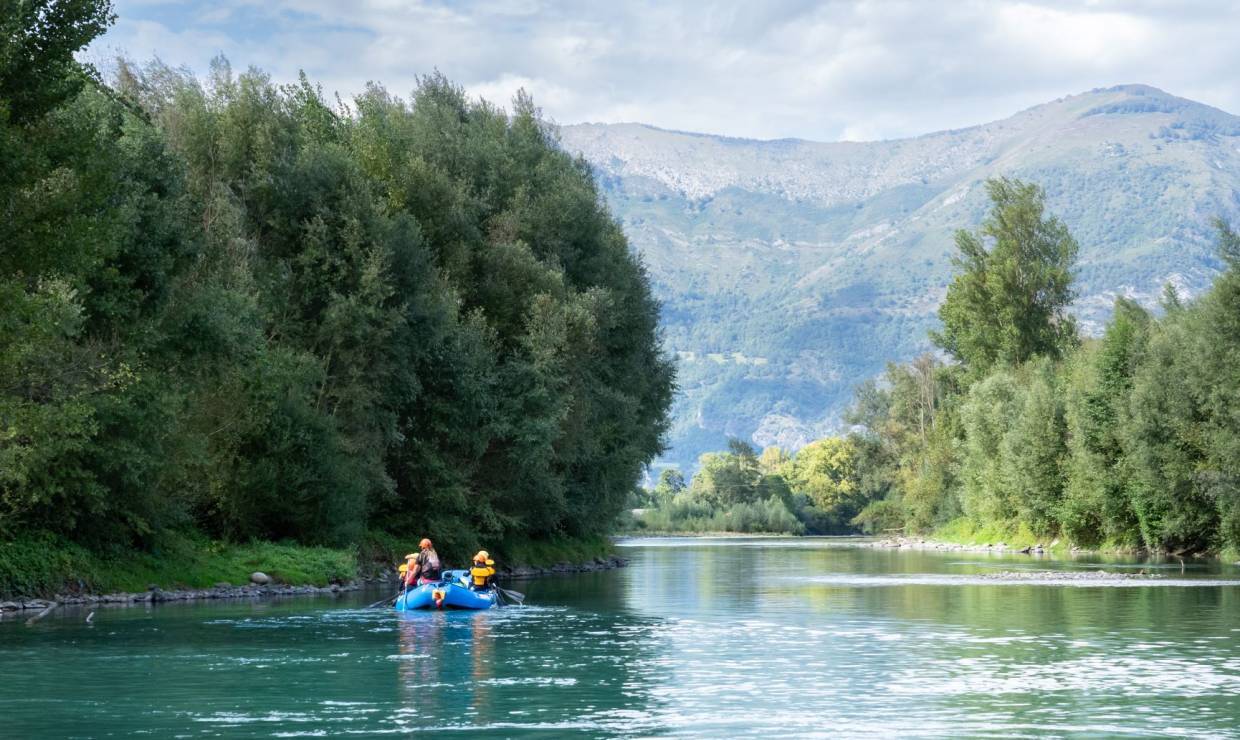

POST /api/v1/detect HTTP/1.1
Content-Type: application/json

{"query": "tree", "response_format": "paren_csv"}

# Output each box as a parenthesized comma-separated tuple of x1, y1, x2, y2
(0, 11, 675, 560)
(0, 0, 114, 123)
(652, 469, 686, 506)
(1060, 298, 1148, 546)
(787, 437, 865, 532)
(933, 178, 1079, 375)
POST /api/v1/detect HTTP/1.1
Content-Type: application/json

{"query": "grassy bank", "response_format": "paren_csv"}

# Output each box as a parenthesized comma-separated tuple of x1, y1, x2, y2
(498, 535, 616, 568)
(0, 532, 619, 599)
(931, 518, 1161, 556)
(933, 519, 1049, 550)
(0, 534, 358, 598)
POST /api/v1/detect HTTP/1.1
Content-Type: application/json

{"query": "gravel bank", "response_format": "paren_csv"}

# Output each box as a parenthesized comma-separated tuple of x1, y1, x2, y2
(869, 537, 1059, 555)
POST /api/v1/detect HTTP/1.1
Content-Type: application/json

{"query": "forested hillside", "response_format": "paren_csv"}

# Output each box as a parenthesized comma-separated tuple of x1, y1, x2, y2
(562, 87, 1240, 471)
(641, 179, 1240, 555)
(845, 180, 1240, 554)
(0, 1, 673, 589)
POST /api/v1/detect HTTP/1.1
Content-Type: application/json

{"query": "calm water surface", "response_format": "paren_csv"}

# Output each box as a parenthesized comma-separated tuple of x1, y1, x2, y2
(5, 537, 1240, 738)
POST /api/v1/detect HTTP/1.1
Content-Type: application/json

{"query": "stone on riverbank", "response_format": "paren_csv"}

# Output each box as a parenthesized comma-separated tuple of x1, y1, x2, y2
(250, 572, 271, 585)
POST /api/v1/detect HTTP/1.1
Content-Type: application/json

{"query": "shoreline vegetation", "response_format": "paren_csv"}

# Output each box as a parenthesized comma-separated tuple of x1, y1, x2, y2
(638, 179, 1240, 560)
(1, 3, 673, 600)
(0, 533, 626, 607)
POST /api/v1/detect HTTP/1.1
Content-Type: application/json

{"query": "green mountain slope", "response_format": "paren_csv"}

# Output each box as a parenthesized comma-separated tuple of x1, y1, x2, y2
(559, 85, 1240, 471)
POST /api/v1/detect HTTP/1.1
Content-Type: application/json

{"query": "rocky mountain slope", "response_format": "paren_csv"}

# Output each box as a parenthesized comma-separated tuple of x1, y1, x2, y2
(558, 85, 1240, 472)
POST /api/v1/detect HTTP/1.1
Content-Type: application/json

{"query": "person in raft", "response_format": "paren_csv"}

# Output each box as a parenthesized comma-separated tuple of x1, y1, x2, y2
(469, 551, 496, 591)
(406, 538, 442, 588)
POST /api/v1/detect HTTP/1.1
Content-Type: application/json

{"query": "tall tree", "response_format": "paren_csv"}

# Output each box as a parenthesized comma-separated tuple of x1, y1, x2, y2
(933, 177, 1079, 375)
(0, 0, 114, 123)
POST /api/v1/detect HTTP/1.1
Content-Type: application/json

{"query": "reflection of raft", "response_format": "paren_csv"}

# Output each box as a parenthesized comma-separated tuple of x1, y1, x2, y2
(394, 570, 498, 610)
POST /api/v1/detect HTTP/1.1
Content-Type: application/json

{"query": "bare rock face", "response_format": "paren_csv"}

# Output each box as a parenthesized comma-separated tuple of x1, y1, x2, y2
(250, 572, 271, 585)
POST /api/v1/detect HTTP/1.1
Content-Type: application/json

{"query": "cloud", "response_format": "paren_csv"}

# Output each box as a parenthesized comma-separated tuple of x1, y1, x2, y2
(89, 0, 1240, 141)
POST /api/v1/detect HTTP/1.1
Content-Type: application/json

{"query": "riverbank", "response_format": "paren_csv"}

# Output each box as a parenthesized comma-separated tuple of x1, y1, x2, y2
(868, 535, 1208, 562)
(0, 581, 365, 614)
(0, 556, 633, 615)
(0, 535, 360, 599)
(869, 536, 1061, 556)
(0, 532, 628, 606)
(873, 517, 1196, 558)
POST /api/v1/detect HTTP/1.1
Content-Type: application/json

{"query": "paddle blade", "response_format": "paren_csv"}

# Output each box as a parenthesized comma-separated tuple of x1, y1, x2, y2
(498, 587, 525, 605)
(368, 593, 399, 609)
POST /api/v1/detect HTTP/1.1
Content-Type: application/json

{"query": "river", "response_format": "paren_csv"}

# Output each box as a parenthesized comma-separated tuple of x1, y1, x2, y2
(4, 537, 1240, 737)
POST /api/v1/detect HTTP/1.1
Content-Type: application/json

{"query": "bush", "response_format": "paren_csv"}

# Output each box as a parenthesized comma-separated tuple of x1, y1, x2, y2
(637, 495, 804, 535)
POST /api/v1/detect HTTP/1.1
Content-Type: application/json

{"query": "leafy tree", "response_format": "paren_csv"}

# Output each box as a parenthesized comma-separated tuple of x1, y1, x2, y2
(787, 437, 863, 531)
(0, 0, 114, 123)
(652, 469, 686, 506)
(1060, 298, 1148, 546)
(1, 0, 674, 561)
(934, 178, 1079, 374)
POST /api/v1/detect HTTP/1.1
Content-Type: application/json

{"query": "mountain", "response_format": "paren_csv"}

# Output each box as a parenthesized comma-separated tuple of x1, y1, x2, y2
(558, 85, 1240, 472)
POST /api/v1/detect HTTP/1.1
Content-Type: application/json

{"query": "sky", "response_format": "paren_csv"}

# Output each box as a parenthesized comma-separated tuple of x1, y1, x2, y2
(86, 0, 1240, 142)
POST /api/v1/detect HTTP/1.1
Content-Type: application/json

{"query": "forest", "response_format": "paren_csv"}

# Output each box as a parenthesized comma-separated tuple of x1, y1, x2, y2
(646, 177, 1240, 555)
(1, 1, 674, 592)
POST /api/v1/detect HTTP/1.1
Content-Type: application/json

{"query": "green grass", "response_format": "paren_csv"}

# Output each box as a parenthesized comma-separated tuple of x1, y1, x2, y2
(498, 535, 615, 568)
(0, 532, 357, 598)
(933, 518, 1158, 555)
(0, 529, 624, 598)
(933, 518, 1053, 550)
(93, 538, 358, 592)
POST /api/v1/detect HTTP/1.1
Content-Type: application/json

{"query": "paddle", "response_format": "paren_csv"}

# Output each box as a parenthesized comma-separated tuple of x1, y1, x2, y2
(495, 585, 525, 606)
(367, 592, 400, 609)
(368, 578, 409, 608)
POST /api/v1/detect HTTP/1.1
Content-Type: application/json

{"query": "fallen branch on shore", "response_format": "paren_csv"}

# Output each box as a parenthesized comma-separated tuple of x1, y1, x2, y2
(25, 602, 58, 626)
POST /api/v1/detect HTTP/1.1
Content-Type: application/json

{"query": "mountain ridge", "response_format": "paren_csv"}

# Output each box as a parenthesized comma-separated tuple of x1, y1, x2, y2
(557, 84, 1240, 471)
(570, 84, 1221, 147)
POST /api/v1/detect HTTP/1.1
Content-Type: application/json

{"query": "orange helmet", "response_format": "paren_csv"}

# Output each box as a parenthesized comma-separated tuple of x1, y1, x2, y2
(419, 538, 432, 549)
(474, 550, 489, 562)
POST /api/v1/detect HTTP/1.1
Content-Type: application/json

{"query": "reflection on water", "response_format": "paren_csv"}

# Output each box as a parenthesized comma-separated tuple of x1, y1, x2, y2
(3, 537, 1240, 737)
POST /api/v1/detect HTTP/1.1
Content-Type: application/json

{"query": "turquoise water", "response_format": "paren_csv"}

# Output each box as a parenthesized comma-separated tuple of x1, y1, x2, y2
(5, 537, 1240, 737)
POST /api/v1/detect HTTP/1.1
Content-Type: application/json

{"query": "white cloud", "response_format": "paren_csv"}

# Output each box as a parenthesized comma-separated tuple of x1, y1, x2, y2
(90, 0, 1240, 141)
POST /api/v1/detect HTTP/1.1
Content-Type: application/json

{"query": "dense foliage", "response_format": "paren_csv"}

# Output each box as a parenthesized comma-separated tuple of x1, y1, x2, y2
(846, 180, 1240, 554)
(0, 2, 673, 563)
(654, 176, 1240, 555)
(932, 177, 1079, 376)
(633, 437, 882, 535)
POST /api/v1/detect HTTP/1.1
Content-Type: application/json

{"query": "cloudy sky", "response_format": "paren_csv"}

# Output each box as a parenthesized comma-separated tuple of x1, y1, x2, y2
(87, 0, 1240, 142)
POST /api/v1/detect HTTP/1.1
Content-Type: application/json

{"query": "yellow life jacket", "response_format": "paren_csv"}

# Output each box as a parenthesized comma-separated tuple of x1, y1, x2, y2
(470, 562, 495, 588)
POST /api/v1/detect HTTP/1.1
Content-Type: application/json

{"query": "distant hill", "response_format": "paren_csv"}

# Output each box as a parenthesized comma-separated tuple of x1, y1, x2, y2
(559, 85, 1240, 472)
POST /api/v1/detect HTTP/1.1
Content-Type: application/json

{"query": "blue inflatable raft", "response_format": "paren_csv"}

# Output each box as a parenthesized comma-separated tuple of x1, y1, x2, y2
(394, 569, 498, 610)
